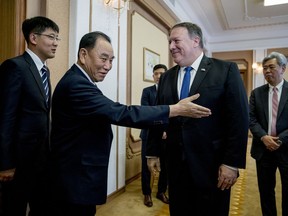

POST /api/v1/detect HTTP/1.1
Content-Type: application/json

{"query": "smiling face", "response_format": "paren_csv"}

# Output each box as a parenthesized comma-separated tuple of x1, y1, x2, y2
(263, 58, 285, 86)
(169, 27, 201, 67)
(29, 27, 59, 62)
(78, 38, 114, 82)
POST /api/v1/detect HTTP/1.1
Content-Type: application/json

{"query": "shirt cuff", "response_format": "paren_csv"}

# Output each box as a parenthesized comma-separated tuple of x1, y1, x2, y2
(222, 164, 238, 171)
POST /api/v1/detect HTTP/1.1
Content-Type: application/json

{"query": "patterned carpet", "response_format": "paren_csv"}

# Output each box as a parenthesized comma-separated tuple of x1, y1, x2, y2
(97, 139, 282, 216)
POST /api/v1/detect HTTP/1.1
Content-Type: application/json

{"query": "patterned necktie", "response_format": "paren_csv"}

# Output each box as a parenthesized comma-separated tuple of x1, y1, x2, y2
(41, 65, 49, 103)
(180, 66, 193, 99)
(271, 87, 278, 136)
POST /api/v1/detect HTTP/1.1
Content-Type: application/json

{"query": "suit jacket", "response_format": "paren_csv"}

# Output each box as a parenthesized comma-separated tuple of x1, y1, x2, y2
(139, 85, 157, 140)
(50, 64, 170, 205)
(249, 80, 288, 160)
(147, 55, 249, 189)
(0, 52, 51, 172)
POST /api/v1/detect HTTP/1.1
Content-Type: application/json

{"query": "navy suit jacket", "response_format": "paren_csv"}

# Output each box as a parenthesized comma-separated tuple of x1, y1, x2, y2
(50, 64, 170, 205)
(249, 80, 288, 160)
(140, 85, 157, 140)
(147, 55, 249, 189)
(0, 52, 51, 172)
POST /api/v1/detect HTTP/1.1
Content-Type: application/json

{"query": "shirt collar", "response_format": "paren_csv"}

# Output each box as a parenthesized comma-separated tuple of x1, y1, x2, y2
(75, 63, 96, 85)
(26, 48, 47, 71)
(180, 52, 204, 72)
(269, 79, 284, 92)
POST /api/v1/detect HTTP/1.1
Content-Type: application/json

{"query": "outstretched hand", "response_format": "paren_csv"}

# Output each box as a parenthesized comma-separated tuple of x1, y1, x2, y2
(169, 93, 212, 118)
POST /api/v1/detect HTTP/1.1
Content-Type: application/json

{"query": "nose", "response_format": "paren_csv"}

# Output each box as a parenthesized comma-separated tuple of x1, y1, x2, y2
(103, 61, 112, 70)
(169, 41, 175, 50)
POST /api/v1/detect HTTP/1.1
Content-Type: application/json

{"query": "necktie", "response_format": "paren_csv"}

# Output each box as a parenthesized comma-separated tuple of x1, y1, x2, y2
(41, 65, 49, 103)
(180, 66, 192, 100)
(271, 87, 278, 136)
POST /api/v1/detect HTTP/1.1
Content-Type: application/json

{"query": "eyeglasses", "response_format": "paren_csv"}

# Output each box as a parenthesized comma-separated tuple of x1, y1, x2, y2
(34, 33, 61, 42)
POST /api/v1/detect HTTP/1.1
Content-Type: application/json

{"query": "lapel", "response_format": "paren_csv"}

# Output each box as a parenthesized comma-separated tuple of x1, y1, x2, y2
(23, 52, 49, 108)
(151, 85, 157, 105)
(189, 55, 211, 95)
(277, 80, 288, 119)
(260, 84, 269, 124)
(170, 65, 181, 103)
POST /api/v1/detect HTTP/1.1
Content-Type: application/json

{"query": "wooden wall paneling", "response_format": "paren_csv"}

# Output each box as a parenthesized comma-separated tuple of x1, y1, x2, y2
(0, 0, 26, 63)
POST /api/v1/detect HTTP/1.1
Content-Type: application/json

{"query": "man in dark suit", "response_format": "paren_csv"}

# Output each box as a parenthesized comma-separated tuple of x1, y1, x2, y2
(140, 64, 169, 207)
(0, 16, 60, 216)
(147, 22, 249, 216)
(249, 52, 288, 216)
(49, 31, 212, 216)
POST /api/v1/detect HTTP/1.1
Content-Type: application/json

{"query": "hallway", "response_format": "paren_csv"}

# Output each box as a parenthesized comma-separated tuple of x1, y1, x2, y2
(97, 139, 282, 216)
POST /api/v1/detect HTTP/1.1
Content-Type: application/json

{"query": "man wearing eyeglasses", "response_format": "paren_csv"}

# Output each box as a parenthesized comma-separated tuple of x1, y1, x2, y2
(249, 52, 288, 216)
(0, 16, 60, 216)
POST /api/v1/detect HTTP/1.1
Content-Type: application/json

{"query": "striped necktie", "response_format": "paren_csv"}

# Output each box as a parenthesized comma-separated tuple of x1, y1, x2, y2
(41, 65, 49, 103)
(180, 66, 193, 99)
(271, 87, 278, 136)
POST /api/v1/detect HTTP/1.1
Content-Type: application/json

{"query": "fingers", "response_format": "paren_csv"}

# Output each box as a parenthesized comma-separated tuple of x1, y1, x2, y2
(187, 93, 200, 101)
(217, 177, 237, 190)
(147, 158, 161, 173)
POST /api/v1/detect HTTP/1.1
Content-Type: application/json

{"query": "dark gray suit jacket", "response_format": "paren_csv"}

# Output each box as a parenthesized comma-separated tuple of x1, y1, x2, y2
(249, 80, 288, 160)
(147, 55, 249, 189)
(0, 52, 51, 172)
(50, 64, 170, 205)
(140, 85, 157, 140)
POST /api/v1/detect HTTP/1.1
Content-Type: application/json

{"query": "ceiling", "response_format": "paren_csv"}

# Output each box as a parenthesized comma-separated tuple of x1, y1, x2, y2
(162, 0, 288, 51)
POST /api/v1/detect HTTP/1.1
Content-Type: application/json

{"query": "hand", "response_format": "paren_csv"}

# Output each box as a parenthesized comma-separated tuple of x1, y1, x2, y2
(0, 168, 15, 182)
(169, 93, 212, 118)
(162, 131, 167, 139)
(147, 157, 161, 176)
(261, 135, 281, 151)
(217, 165, 237, 190)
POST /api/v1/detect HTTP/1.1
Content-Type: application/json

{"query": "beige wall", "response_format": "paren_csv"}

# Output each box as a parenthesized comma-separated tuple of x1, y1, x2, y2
(46, 0, 70, 91)
(26, 0, 70, 91)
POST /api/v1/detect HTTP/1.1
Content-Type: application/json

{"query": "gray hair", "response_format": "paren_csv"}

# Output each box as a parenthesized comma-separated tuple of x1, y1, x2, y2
(262, 52, 287, 67)
(171, 22, 204, 49)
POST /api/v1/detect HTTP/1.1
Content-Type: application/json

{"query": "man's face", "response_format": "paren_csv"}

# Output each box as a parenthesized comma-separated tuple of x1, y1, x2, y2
(263, 58, 286, 86)
(31, 28, 59, 62)
(79, 38, 114, 82)
(153, 68, 165, 84)
(169, 27, 199, 66)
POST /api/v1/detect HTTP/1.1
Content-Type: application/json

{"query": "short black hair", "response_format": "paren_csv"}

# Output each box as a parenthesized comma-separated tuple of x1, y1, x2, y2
(153, 64, 167, 72)
(77, 31, 111, 59)
(22, 16, 59, 43)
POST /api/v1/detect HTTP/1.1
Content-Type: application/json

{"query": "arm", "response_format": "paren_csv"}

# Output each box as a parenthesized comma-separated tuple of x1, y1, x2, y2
(0, 60, 22, 172)
(217, 62, 249, 189)
(250, 88, 285, 152)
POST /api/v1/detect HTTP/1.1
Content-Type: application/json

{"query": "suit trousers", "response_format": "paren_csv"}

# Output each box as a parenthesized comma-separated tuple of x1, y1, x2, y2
(1, 169, 49, 216)
(168, 160, 231, 216)
(49, 201, 96, 216)
(256, 150, 288, 216)
(141, 139, 168, 195)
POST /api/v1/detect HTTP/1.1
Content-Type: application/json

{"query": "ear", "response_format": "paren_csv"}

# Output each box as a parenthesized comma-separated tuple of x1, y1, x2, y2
(193, 36, 200, 48)
(79, 48, 88, 64)
(281, 65, 286, 74)
(29, 33, 37, 45)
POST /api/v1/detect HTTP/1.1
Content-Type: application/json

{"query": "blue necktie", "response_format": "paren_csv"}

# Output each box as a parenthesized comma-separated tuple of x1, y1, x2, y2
(41, 65, 49, 103)
(180, 66, 192, 99)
